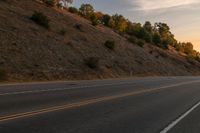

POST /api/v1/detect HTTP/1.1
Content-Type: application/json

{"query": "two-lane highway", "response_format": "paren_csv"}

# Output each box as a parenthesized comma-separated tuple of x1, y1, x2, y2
(0, 77, 200, 133)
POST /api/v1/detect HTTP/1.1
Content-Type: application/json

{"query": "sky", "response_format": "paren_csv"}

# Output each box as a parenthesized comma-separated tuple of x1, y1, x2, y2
(72, 0, 200, 51)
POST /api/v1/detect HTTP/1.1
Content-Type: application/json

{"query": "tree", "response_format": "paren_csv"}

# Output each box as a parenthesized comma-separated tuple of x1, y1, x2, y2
(143, 31, 152, 43)
(90, 13, 99, 26)
(108, 17, 115, 28)
(79, 4, 94, 19)
(182, 42, 194, 55)
(95, 12, 104, 22)
(112, 14, 127, 33)
(174, 42, 184, 53)
(153, 22, 177, 48)
(125, 22, 142, 36)
(101, 14, 111, 26)
(155, 23, 171, 37)
(143, 21, 153, 33)
(152, 33, 161, 45)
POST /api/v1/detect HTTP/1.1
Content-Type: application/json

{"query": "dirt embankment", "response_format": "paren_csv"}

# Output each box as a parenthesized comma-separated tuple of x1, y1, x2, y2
(0, 0, 200, 81)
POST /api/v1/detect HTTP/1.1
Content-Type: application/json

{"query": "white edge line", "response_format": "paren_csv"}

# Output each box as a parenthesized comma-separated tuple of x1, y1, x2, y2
(160, 101, 200, 133)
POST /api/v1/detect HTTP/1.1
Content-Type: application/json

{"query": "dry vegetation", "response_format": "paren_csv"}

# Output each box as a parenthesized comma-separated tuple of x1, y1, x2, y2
(0, 0, 200, 81)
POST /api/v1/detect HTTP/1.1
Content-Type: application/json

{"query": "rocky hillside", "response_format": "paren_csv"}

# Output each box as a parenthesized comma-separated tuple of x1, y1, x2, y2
(0, 0, 200, 81)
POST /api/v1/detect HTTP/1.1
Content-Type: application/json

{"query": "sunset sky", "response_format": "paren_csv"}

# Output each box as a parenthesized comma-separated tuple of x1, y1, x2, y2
(73, 0, 200, 51)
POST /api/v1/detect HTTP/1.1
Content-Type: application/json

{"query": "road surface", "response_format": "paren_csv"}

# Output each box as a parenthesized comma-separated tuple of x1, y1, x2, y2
(0, 77, 200, 133)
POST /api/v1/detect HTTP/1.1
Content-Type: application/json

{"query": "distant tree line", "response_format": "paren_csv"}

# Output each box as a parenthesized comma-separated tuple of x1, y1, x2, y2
(39, 0, 200, 62)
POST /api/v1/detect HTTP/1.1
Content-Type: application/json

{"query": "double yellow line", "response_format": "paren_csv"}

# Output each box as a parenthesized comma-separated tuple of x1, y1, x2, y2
(0, 80, 199, 123)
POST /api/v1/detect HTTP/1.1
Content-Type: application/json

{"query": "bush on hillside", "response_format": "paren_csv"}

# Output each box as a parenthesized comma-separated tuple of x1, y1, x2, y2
(137, 40, 145, 47)
(91, 19, 99, 26)
(128, 36, 137, 44)
(43, 0, 56, 7)
(31, 11, 50, 29)
(74, 24, 83, 32)
(85, 57, 99, 69)
(186, 56, 196, 65)
(68, 7, 79, 14)
(104, 40, 115, 50)
(59, 29, 66, 35)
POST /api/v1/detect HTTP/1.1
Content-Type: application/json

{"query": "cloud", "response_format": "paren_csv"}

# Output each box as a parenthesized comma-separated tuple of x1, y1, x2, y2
(132, 0, 200, 11)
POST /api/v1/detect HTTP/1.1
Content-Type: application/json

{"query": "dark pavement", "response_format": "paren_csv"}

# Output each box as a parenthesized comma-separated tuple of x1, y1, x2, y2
(0, 77, 200, 133)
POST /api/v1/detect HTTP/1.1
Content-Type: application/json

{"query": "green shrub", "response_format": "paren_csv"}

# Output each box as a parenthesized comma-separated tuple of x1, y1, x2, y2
(91, 19, 99, 26)
(74, 24, 83, 32)
(0, 69, 7, 81)
(68, 7, 79, 14)
(137, 40, 145, 47)
(59, 29, 66, 35)
(31, 11, 50, 29)
(186, 56, 196, 65)
(43, 0, 56, 7)
(128, 36, 137, 44)
(104, 40, 115, 50)
(85, 57, 99, 69)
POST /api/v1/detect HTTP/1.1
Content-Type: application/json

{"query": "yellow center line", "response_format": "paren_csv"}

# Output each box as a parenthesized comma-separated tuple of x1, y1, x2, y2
(0, 80, 200, 123)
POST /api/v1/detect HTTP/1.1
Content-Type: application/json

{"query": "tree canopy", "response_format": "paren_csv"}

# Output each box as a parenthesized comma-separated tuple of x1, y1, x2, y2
(79, 4, 94, 18)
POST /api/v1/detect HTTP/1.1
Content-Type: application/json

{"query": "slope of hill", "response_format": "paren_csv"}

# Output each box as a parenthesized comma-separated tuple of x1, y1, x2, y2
(0, 0, 200, 81)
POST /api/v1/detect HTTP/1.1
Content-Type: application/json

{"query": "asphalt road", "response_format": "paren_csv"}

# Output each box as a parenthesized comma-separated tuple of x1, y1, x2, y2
(0, 77, 200, 133)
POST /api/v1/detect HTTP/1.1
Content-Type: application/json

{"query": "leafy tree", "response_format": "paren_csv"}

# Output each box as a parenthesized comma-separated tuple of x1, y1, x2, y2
(79, 4, 94, 19)
(126, 22, 151, 43)
(108, 18, 116, 28)
(143, 31, 152, 43)
(126, 23, 142, 36)
(155, 23, 171, 37)
(152, 33, 161, 45)
(112, 14, 127, 33)
(153, 22, 177, 48)
(90, 13, 99, 26)
(143, 21, 154, 43)
(174, 43, 185, 53)
(101, 14, 111, 26)
(95, 12, 104, 22)
(143, 21, 153, 33)
(182, 42, 194, 55)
